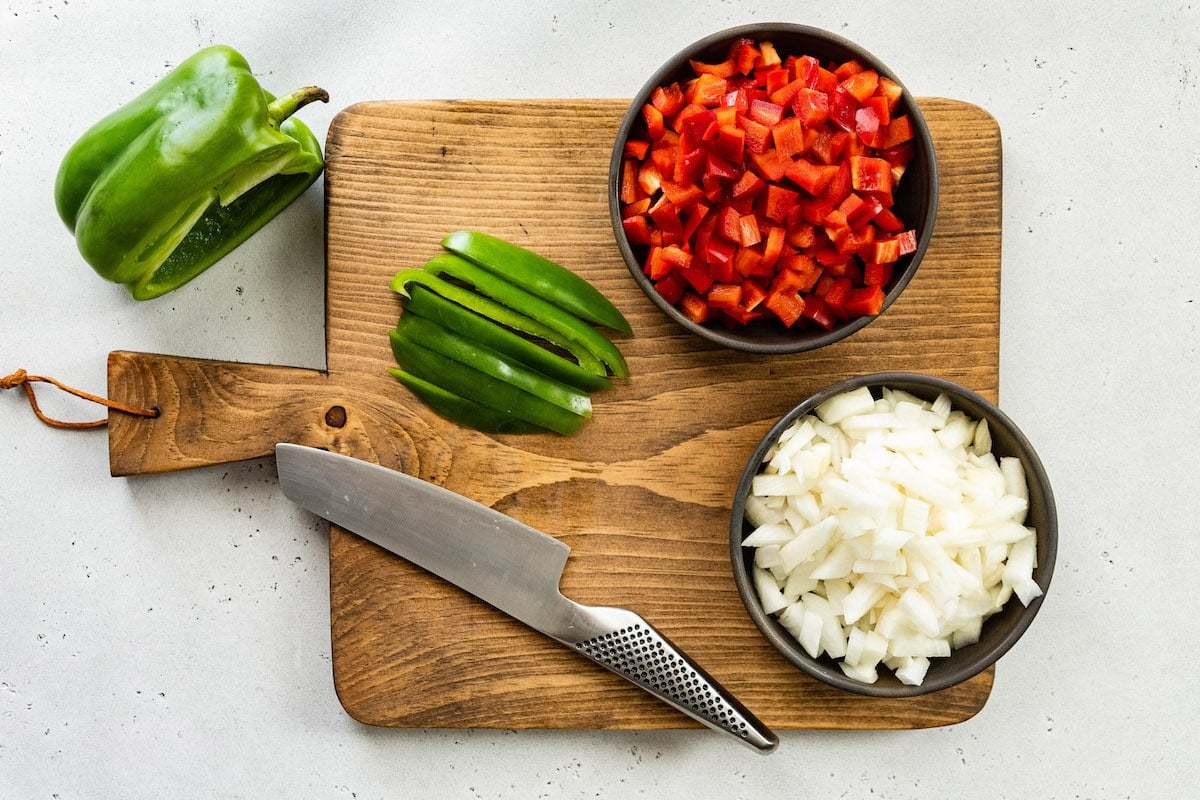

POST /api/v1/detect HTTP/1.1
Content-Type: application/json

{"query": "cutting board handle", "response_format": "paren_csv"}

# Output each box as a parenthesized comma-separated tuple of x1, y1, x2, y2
(106, 350, 419, 477)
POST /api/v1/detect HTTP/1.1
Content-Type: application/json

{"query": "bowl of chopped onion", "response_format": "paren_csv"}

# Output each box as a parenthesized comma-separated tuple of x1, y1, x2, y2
(609, 24, 937, 354)
(729, 372, 1056, 696)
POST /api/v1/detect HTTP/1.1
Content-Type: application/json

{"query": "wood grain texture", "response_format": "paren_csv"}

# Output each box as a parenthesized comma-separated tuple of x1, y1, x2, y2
(107, 97, 1002, 731)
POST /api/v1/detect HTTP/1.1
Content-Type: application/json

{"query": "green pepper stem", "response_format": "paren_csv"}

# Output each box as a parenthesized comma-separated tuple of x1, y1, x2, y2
(268, 85, 330, 126)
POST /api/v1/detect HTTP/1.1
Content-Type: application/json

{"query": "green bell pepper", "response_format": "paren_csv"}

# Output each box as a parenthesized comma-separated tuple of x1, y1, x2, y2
(399, 284, 612, 392)
(387, 368, 542, 435)
(394, 313, 592, 417)
(422, 253, 629, 379)
(55, 45, 328, 300)
(389, 268, 608, 376)
(441, 230, 633, 334)
(389, 329, 590, 436)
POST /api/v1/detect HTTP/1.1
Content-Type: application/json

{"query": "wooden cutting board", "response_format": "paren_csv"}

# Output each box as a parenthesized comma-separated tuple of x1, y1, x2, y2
(107, 97, 1003, 731)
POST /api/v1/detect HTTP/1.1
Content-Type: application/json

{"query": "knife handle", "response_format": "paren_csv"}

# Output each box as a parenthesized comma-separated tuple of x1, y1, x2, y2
(563, 605, 778, 753)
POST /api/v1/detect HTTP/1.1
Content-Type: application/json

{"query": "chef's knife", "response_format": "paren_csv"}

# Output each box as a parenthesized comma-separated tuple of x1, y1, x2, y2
(275, 443, 777, 753)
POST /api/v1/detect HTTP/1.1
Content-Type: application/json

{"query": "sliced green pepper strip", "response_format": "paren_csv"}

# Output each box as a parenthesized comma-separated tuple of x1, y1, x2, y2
(389, 332, 588, 436)
(395, 314, 592, 417)
(390, 269, 606, 375)
(401, 284, 612, 393)
(388, 368, 541, 434)
(423, 253, 629, 379)
(442, 230, 633, 334)
(54, 45, 328, 300)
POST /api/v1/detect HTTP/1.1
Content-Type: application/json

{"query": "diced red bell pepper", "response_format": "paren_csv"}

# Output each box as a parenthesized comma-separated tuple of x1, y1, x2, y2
(622, 38, 920, 332)
(863, 261, 894, 288)
(690, 57, 736, 78)
(763, 184, 799, 223)
(761, 67, 791, 96)
(679, 291, 710, 323)
(739, 213, 762, 247)
(680, 201, 711, 242)
(623, 139, 651, 160)
(748, 147, 789, 182)
(843, 285, 885, 316)
(741, 278, 768, 311)
(791, 87, 830, 127)
(820, 276, 854, 321)
(619, 158, 639, 205)
(794, 54, 821, 89)
(642, 103, 666, 140)
(821, 162, 853, 204)
(661, 179, 704, 208)
(660, 244, 692, 270)
(871, 237, 901, 263)
(768, 77, 805, 109)
(756, 40, 781, 69)
(655, 272, 686, 305)
(771, 116, 811, 159)
(785, 221, 817, 250)
(854, 105, 884, 149)
(841, 69, 879, 102)
(687, 73, 729, 106)
(621, 213, 653, 246)
(772, 256, 822, 293)
(704, 151, 740, 182)
(650, 144, 676, 179)
(747, 98, 785, 126)
(872, 206, 905, 232)
(862, 94, 890, 127)
(730, 169, 766, 201)
(833, 58, 865, 80)
(880, 115, 914, 148)
(702, 233, 737, 270)
(679, 262, 715, 294)
(643, 246, 668, 279)
(622, 195, 652, 219)
(637, 161, 663, 196)
(733, 245, 767, 278)
(829, 86, 858, 132)
(677, 108, 718, 153)
(764, 288, 805, 327)
(651, 82, 686, 117)
(712, 125, 746, 163)
(800, 293, 836, 330)
(647, 194, 683, 236)
(760, 225, 786, 268)
(707, 282, 743, 310)
(731, 37, 760, 75)
(808, 129, 848, 165)
(705, 205, 734, 242)
(850, 155, 894, 194)
(877, 75, 904, 112)
(786, 159, 838, 195)
(739, 116, 772, 155)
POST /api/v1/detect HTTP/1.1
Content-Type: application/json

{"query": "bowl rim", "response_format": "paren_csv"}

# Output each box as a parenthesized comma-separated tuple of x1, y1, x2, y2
(728, 371, 1058, 697)
(608, 23, 940, 354)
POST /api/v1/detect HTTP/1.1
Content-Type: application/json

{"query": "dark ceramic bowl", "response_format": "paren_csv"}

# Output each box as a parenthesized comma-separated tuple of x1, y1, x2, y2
(729, 373, 1057, 697)
(609, 24, 938, 354)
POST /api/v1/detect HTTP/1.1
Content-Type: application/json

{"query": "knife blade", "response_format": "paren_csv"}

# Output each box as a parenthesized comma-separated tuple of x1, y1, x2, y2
(275, 443, 777, 753)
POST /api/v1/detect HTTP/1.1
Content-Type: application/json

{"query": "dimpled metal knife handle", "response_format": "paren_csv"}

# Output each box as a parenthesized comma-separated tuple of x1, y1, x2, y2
(559, 604, 778, 753)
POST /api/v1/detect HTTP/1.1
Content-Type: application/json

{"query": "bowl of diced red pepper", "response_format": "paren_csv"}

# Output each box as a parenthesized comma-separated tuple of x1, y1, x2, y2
(609, 24, 938, 353)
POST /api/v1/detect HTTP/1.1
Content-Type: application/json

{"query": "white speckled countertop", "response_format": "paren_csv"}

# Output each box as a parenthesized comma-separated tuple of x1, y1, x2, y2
(2, 2, 1196, 797)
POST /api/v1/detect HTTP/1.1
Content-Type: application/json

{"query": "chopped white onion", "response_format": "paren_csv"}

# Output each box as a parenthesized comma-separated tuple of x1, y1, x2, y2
(745, 387, 1042, 686)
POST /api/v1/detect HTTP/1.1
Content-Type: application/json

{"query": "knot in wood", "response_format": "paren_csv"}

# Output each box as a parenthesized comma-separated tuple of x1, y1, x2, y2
(325, 405, 348, 428)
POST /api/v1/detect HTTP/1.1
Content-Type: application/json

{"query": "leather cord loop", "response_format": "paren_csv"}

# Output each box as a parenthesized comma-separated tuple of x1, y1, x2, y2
(2, 368, 158, 429)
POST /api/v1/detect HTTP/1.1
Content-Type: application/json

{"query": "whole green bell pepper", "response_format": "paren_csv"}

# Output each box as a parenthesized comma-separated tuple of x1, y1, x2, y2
(55, 45, 328, 300)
